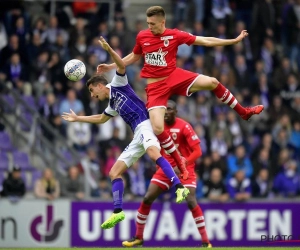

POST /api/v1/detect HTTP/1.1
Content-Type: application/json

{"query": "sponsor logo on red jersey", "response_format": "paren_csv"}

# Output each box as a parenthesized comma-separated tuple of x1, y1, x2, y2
(145, 48, 168, 66)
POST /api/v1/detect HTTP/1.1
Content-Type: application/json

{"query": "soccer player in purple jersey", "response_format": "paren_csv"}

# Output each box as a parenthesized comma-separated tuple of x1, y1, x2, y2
(61, 37, 189, 229)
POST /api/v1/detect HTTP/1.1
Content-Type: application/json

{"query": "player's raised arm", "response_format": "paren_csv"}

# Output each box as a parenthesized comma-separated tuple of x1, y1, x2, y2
(97, 52, 142, 74)
(98, 36, 125, 75)
(193, 30, 248, 47)
(61, 109, 111, 124)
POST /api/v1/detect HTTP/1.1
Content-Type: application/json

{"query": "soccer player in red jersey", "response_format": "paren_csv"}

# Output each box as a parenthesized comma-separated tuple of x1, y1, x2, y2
(97, 6, 264, 179)
(122, 100, 212, 248)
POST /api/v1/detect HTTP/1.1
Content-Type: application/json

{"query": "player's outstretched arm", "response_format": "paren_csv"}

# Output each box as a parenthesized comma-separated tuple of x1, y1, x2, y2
(97, 52, 141, 74)
(98, 36, 126, 75)
(61, 109, 111, 124)
(193, 30, 248, 47)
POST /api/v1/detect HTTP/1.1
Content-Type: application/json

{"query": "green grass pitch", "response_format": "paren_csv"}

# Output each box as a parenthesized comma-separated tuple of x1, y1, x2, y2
(8, 248, 300, 250)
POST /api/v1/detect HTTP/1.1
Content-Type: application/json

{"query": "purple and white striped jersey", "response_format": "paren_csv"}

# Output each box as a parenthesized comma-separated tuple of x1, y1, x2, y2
(104, 72, 149, 132)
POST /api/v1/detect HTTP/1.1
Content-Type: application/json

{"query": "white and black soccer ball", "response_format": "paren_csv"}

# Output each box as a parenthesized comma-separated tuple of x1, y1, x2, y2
(64, 59, 86, 81)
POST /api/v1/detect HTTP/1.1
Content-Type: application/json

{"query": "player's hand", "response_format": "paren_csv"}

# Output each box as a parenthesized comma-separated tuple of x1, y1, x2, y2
(98, 36, 111, 51)
(235, 30, 248, 43)
(61, 109, 78, 122)
(96, 63, 114, 74)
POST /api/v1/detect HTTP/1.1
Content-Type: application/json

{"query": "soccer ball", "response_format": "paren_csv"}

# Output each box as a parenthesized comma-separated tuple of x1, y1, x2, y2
(64, 59, 86, 81)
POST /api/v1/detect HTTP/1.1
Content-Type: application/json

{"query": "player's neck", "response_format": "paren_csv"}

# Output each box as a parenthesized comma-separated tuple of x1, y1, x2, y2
(105, 87, 110, 99)
(158, 27, 166, 35)
(165, 120, 175, 126)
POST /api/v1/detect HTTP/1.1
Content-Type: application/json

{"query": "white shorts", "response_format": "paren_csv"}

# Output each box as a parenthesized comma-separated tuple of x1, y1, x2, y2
(118, 120, 160, 167)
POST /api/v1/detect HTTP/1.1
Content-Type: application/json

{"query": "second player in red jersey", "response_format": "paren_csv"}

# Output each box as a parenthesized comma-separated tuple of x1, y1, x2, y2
(153, 102, 202, 188)
(122, 100, 212, 248)
(97, 5, 264, 181)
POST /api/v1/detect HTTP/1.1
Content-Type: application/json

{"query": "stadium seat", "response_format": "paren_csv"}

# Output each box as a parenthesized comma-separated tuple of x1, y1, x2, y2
(12, 150, 35, 171)
(0, 131, 14, 151)
(21, 170, 42, 191)
(22, 95, 36, 111)
(1, 94, 15, 113)
(38, 95, 47, 108)
(0, 151, 9, 170)
(58, 150, 74, 170)
(20, 112, 33, 131)
(0, 170, 7, 186)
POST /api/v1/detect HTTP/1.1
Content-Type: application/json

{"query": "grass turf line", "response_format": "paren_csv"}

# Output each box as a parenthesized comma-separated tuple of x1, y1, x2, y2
(8, 248, 300, 250)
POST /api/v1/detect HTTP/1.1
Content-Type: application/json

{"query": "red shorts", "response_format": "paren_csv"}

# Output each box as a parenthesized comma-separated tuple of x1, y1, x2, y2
(150, 167, 197, 191)
(145, 68, 199, 110)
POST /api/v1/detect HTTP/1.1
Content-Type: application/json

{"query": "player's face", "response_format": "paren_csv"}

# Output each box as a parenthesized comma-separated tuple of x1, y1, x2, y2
(164, 106, 176, 124)
(147, 16, 165, 35)
(89, 84, 106, 101)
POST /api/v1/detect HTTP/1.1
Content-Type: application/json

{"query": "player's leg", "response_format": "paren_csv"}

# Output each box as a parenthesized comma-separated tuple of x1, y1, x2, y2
(122, 183, 164, 247)
(145, 145, 189, 203)
(188, 74, 264, 120)
(149, 108, 189, 179)
(101, 160, 127, 229)
(102, 135, 144, 229)
(185, 187, 212, 248)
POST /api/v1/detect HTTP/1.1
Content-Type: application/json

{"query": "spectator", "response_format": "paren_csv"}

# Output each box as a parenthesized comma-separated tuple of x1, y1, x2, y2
(227, 110, 245, 147)
(34, 168, 60, 200)
(195, 173, 204, 200)
(91, 176, 111, 199)
(227, 169, 252, 201)
(210, 150, 228, 178)
(3, 53, 28, 89)
(59, 88, 84, 117)
(289, 120, 300, 157)
(203, 168, 229, 202)
(227, 145, 253, 179)
(44, 16, 69, 45)
(127, 161, 146, 197)
(252, 168, 271, 198)
(273, 160, 300, 197)
(252, 148, 273, 179)
(0, 34, 27, 68)
(280, 73, 300, 106)
(67, 110, 92, 152)
(211, 129, 229, 157)
(1, 166, 26, 200)
(80, 147, 101, 191)
(61, 166, 85, 200)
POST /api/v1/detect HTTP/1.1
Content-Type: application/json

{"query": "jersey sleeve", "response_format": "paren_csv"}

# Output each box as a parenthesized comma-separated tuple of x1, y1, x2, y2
(104, 105, 118, 117)
(110, 72, 128, 87)
(132, 32, 143, 54)
(175, 29, 196, 46)
(183, 123, 200, 147)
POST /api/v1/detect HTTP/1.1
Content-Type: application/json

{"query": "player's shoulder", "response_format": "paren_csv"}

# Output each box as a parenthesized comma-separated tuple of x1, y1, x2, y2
(137, 29, 152, 37)
(176, 117, 191, 127)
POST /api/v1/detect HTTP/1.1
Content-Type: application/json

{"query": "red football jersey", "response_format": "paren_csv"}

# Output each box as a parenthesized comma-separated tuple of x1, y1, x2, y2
(133, 29, 196, 78)
(162, 118, 200, 169)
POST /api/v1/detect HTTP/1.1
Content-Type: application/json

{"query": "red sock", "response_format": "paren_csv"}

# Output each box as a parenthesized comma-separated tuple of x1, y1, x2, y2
(156, 131, 181, 166)
(136, 202, 151, 239)
(190, 205, 209, 243)
(212, 83, 246, 116)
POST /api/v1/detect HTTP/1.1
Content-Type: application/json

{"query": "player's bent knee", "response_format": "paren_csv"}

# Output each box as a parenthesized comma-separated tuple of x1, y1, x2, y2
(146, 146, 161, 161)
(211, 77, 219, 87)
(109, 169, 121, 180)
(152, 125, 164, 135)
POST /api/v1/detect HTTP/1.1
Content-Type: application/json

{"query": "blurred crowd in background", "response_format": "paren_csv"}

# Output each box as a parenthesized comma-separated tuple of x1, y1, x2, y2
(0, 0, 300, 202)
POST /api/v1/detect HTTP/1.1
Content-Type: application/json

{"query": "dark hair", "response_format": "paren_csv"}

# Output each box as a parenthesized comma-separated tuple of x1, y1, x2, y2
(167, 100, 177, 110)
(146, 6, 165, 18)
(86, 75, 108, 88)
